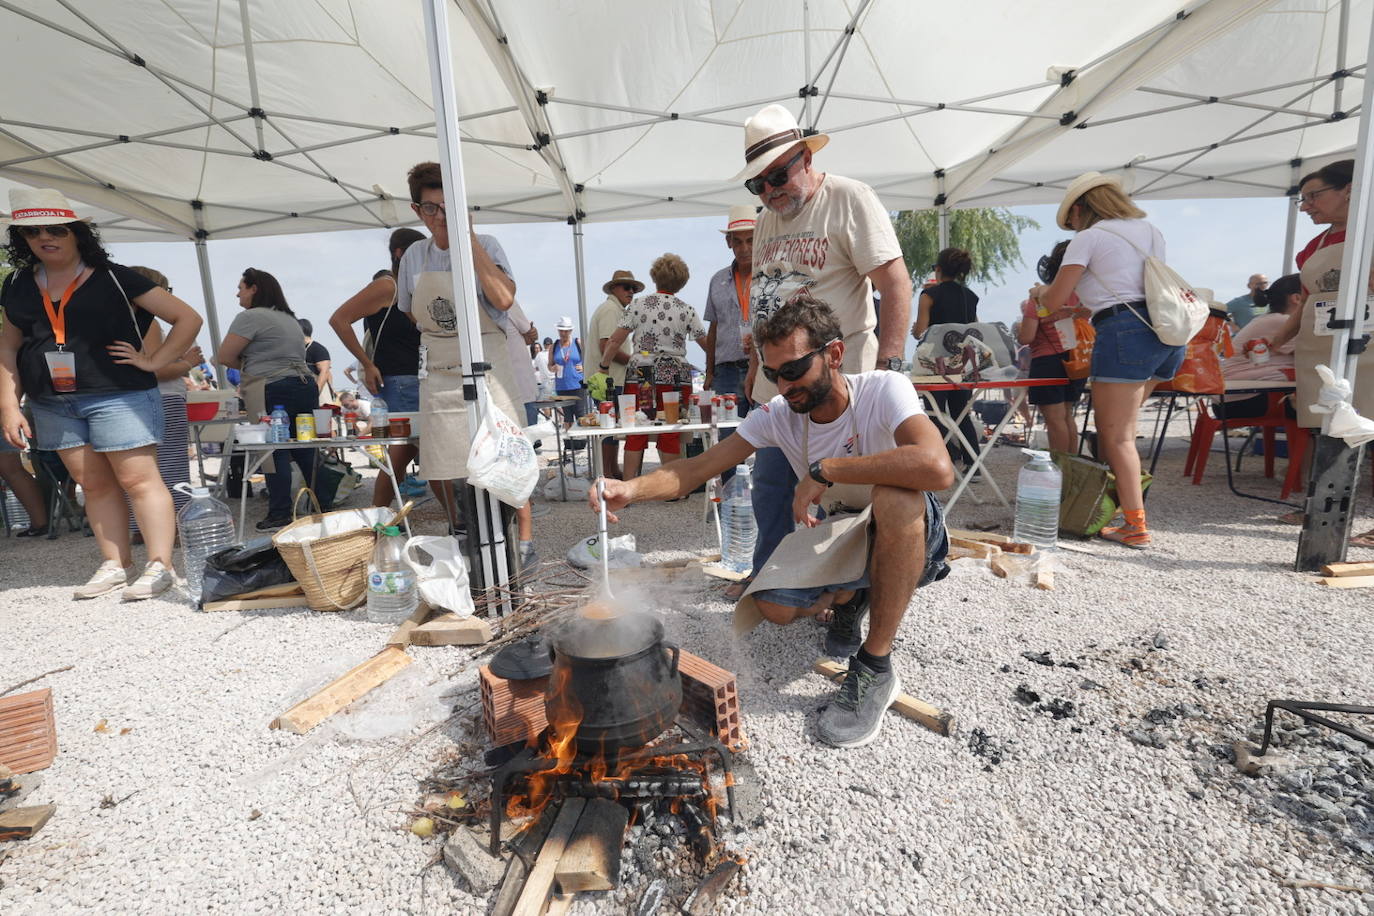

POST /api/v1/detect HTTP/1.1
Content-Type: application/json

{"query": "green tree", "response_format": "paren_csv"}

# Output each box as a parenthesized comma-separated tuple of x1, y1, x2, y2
(891, 208, 1039, 286)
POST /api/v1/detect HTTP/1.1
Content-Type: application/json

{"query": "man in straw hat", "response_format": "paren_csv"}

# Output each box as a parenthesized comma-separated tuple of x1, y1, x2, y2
(587, 269, 643, 479)
(703, 205, 757, 423)
(733, 103, 913, 592)
(591, 296, 952, 748)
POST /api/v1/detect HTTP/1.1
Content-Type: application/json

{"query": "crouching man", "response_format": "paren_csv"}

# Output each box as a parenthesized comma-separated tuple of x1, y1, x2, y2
(591, 296, 953, 747)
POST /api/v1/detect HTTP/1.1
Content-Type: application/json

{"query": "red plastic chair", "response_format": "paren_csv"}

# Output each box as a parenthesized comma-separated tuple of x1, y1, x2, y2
(1183, 393, 1309, 500)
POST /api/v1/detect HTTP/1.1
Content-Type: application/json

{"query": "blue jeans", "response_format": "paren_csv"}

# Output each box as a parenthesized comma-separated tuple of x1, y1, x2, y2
(750, 447, 797, 573)
(377, 374, 420, 412)
(30, 388, 163, 452)
(264, 376, 322, 517)
(712, 362, 753, 437)
(1090, 308, 1187, 383)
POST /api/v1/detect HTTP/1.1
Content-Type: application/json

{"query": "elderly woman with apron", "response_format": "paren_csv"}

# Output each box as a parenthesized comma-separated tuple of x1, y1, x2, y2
(1270, 159, 1374, 547)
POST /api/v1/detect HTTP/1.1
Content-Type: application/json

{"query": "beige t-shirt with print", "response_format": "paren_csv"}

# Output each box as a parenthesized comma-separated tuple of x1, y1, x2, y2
(748, 172, 902, 402)
(590, 295, 634, 386)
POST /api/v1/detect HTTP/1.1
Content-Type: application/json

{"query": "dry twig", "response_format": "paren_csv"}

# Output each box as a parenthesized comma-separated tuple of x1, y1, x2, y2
(1, 665, 74, 697)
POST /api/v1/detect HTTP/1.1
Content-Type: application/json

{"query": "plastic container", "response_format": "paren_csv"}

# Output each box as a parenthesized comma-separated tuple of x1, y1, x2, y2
(269, 406, 290, 443)
(4, 490, 30, 530)
(719, 463, 756, 574)
(366, 525, 418, 623)
(1013, 449, 1062, 551)
(369, 397, 388, 438)
(176, 485, 236, 606)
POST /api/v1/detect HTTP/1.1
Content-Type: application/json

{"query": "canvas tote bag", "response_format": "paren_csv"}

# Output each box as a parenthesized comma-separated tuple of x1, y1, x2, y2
(1093, 225, 1207, 346)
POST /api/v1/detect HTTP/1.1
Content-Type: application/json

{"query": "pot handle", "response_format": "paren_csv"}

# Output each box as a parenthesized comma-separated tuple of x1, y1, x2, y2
(664, 642, 680, 676)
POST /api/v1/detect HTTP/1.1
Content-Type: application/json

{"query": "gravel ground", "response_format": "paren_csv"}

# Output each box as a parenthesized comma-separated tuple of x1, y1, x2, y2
(2, 419, 1372, 915)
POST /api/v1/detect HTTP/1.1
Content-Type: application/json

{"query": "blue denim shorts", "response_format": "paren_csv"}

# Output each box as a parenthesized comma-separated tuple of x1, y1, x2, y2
(1090, 309, 1187, 384)
(756, 490, 951, 609)
(378, 374, 420, 412)
(30, 388, 164, 453)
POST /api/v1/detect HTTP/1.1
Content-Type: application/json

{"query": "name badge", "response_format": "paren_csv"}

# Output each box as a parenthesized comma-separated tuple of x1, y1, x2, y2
(1311, 297, 1373, 337)
(44, 350, 77, 391)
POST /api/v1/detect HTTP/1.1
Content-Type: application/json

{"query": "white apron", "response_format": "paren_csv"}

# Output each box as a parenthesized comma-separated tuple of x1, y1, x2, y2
(411, 270, 524, 480)
(1294, 232, 1374, 428)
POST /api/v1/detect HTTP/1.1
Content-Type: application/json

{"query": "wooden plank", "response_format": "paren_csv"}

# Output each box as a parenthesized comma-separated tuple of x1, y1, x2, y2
(948, 528, 1011, 544)
(948, 537, 1001, 559)
(544, 893, 575, 916)
(409, 613, 493, 647)
(1318, 575, 1374, 589)
(814, 659, 954, 737)
(609, 563, 701, 585)
(385, 602, 435, 649)
(269, 647, 411, 734)
(554, 798, 629, 892)
(202, 594, 310, 612)
(1321, 561, 1374, 577)
(512, 798, 586, 916)
(0, 804, 55, 840)
(1034, 567, 1055, 591)
(700, 563, 749, 583)
(990, 554, 1031, 580)
(230, 581, 305, 600)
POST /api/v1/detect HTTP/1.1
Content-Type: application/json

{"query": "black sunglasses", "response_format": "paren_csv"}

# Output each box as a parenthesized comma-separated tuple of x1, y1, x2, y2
(761, 339, 839, 384)
(744, 148, 806, 195)
(18, 224, 71, 239)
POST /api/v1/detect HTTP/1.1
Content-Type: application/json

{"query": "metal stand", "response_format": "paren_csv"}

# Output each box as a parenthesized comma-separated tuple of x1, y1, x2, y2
(1258, 700, 1374, 755)
(1294, 435, 1364, 572)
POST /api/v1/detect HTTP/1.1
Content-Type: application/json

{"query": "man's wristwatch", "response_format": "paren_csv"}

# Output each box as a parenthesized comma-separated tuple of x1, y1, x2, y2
(808, 460, 832, 487)
(598, 363, 609, 371)
(883, 355, 904, 371)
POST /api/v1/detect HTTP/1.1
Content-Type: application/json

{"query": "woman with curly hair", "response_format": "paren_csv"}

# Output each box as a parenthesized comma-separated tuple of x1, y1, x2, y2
(0, 189, 203, 599)
(598, 253, 708, 479)
(911, 247, 982, 473)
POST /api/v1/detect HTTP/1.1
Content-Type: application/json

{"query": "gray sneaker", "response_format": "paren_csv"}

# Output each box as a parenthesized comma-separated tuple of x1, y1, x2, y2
(74, 560, 135, 599)
(122, 561, 175, 601)
(518, 542, 540, 577)
(816, 656, 900, 748)
(824, 589, 869, 659)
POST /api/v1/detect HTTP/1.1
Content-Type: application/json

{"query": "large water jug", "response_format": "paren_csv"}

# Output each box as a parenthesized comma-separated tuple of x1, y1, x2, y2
(719, 464, 756, 574)
(366, 525, 418, 623)
(176, 485, 236, 605)
(269, 405, 290, 443)
(1013, 449, 1061, 551)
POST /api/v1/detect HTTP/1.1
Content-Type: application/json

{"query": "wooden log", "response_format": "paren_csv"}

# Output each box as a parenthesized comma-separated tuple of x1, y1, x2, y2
(989, 554, 1031, 580)
(814, 660, 954, 737)
(0, 804, 55, 840)
(554, 798, 629, 892)
(1321, 561, 1374, 577)
(409, 613, 493, 647)
(682, 859, 744, 915)
(948, 536, 1001, 559)
(1034, 567, 1055, 591)
(385, 602, 435, 649)
(1318, 575, 1374, 589)
(202, 594, 310, 612)
(511, 798, 586, 916)
(269, 647, 411, 734)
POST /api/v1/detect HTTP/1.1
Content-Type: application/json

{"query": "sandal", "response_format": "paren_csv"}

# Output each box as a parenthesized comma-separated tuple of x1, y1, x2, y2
(1278, 510, 1305, 526)
(1100, 521, 1151, 549)
(723, 578, 752, 600)
(1350, 529, 1374, 549)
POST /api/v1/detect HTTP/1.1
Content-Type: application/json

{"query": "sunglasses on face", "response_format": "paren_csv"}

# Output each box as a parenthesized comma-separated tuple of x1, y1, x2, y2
(18, 225, 71, 239)
(761, 339, 839, 384)
(744, 148, 806, 195)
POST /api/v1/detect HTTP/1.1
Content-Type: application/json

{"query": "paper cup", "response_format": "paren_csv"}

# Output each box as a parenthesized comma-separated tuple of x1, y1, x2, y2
(617, 394, 636, 424)
(313, 409, 334, 438)
(661, 390, 680, 423)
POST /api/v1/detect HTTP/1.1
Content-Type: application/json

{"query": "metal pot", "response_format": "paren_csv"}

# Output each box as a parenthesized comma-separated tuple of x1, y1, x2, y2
(545, 613, 681, 755)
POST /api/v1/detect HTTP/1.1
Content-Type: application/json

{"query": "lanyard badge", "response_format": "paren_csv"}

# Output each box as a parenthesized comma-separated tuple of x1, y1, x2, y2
(40, 266, 86, 392)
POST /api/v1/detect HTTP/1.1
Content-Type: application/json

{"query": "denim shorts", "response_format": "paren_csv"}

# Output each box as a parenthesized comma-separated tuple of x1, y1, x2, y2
(756, 490, 951, 609)
(1090, 309, 1186, 384)
(30, 388, 164, 453)
(378, 374, 420, 412)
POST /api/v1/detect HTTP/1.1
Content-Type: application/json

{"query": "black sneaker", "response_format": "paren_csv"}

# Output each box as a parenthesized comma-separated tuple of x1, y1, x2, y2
(256, 515, 291, 531)
(824, 588, 869, 659)
(816, 655, 900, 748)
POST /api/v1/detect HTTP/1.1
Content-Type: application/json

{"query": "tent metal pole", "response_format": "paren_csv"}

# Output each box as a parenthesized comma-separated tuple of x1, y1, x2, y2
(1295, 10, 1374, 572)
(1335, 0, 1351, 111)
(237, 0, 266, 152)
(573, 220, 589, 347)
(803, 0, 813, 128)
(937, 173, 949, 250)
(192, 236, 226, 389)
(421, 0, 511, 602)
(1282, 161, 1300, 270)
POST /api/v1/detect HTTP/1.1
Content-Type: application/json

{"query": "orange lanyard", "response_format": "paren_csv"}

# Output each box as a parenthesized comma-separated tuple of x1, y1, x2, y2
(733, 266, 749, 321)
(39, 266, 87, 349)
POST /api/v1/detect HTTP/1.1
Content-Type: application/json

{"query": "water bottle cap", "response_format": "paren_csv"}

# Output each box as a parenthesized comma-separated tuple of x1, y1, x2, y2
(191, 487, 211, 498)
(273, 405, 285, 410)
(1021, 448, 1052, 464)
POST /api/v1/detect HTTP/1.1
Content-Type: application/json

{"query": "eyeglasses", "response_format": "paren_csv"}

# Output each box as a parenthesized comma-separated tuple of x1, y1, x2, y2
(1299, 186, 1336, 204)
(744, 148, 806, 195)
(416, 201, 446, 217)
(18, 225, 71, 239)
(760, 339, 838, 384)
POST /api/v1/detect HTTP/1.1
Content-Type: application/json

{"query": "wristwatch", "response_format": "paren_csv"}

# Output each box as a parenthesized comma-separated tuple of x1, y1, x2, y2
(597, 363, 609, 372)
(808, 459, 832, 487)
(883, 355, 904, 371)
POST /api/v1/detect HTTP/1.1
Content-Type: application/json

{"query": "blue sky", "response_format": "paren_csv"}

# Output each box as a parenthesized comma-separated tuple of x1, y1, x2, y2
(106, 194, 1297, 379)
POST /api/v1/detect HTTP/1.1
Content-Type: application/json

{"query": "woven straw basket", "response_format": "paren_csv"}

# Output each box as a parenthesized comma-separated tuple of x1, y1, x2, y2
(272, 491, 404, 611)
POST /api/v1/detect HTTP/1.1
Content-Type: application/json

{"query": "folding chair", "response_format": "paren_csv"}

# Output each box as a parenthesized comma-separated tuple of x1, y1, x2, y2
(34, 449, 87, 539)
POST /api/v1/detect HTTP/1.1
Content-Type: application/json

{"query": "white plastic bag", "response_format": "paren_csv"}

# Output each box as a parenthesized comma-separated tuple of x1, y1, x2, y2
(566, 533, 642, 569)
(404, 535, 475, 618)
(524, 417, 557, 445)
(543, 474, 591, 502)
(1312, 364, 1374, 447)
(467, 402, 539, 507)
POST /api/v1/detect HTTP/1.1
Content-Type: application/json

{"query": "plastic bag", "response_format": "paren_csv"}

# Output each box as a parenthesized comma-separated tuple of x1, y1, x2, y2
(1063, 318, 1096, 380)
(566, 532, 642, 569)
(524, 416, 557, 446)
(200, 537, 294, 604)
(468, 402, 539, 507)
(1311, 364, 1374, 447)
(1157, 308, 1229, 394)
(543, 474, 592, 502)
(404, 535, 475, 617)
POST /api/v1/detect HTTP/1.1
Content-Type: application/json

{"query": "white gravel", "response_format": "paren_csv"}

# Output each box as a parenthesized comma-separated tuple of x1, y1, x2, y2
(2, 422, 1372, 915)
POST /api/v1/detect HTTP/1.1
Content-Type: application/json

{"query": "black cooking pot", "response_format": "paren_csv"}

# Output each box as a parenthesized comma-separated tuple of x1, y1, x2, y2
(545, 612, 681, 756)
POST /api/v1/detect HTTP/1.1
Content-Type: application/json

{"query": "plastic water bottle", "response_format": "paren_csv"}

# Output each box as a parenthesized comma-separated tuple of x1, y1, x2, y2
(1013, 449, 1062, 551)
(719, 464, 756, 573)
(366, 525, 417, 623)
(269, 405, 290, 443)
(176, 486, 236, 606)
(4, 490, 30, 530)
(369, 396, 388, 438)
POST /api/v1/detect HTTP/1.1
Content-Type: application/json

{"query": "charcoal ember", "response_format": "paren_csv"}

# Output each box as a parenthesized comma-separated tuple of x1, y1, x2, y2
(1144, 707, 1178, 725)
(1013, 685, 1041, 705)
(1038, 699, 1075, 720)
(1021, 651, 1054, 667)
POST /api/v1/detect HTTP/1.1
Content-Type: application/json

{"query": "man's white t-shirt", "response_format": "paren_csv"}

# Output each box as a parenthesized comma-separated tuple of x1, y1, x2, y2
(736, 371, 925, 482)
(1061, 218, 1165, 312)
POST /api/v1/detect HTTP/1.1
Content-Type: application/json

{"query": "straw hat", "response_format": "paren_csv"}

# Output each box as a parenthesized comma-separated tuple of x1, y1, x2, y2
(1056, 172, 1125, 230)
(2, 188, 90, 228)
(601, 269, 645, 295)
(719, 204, 758, 235)
(556, 316, 574, 330)
(730, 104, 829, 182)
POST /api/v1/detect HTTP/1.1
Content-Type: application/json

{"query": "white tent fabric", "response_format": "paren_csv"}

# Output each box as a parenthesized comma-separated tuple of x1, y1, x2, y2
(0, 0, 1364, 242)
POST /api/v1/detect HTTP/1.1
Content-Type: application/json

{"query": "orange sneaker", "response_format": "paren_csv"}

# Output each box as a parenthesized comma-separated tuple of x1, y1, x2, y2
(1101, 520, 1151, 549)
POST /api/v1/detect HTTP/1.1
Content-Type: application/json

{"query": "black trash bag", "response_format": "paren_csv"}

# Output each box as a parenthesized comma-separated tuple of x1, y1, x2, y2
(198, 536, 294, 607)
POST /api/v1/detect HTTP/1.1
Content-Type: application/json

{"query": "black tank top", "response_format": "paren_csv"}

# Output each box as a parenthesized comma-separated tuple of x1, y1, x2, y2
(926, 280, 979, 324)
(364, 292, 420, 376)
